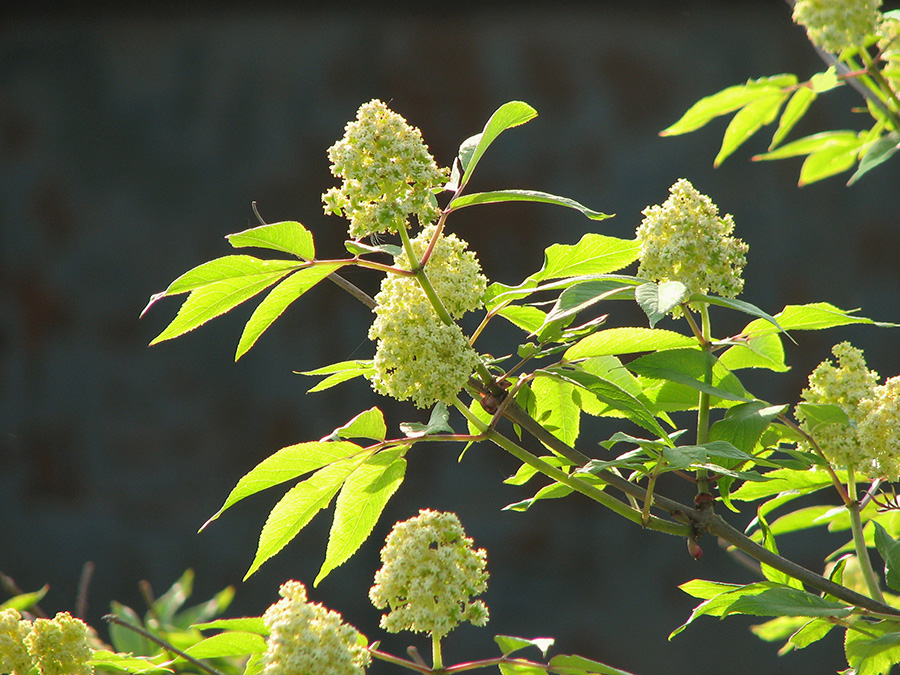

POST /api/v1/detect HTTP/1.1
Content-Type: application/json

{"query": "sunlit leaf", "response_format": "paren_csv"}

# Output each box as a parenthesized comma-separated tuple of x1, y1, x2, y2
(549, 653, 637, 675)
(449, 189, 611, 220)
(300, 360, 375, 393)
(625, 348, 751, 402)
(566, 327, 695, 360)
(193, 617, 268, 634)
(874, 522, 900, 593)
(531, 234, 640, 281)
(845, 621, 900, 675)
(714, 91, 788, 167)
(798, 138, 862, 185)
(88, 651, 172, 674)
(324, 407, 387, 443)
(752, 130, 859, 161)
(635, 281, 686, 327)
(770, 87, 816, 150)
(458, 101, 538, 190)
(497, 305, 547, 333)
(530, 373, 581, 446)
(182, 631, 267, 659)
(495, 635, 555, 658)
(848, 131, 900, 185)
(315, 449, 407, 585)
(226, 220, 315, 259)
(235, 262, 346, 360)
(708, 401, 786, 455)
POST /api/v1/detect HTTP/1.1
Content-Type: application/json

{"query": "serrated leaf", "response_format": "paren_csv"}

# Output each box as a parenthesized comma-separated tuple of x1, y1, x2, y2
(795, 403, 850, 434)
(301, 360, 375, 393)
(494, 635, 555, 657)
(848, 131, 900, 185)
(708, 401, 786, 455)
(226, 220, 315, 259)
(770, 86, 816, 149)
(202, 441, 365, 529)
(724, 586, 851, 618)
(497, 305, 547, 333)
(530, 373, 580, 446)
(798, 138, 862, 185)
(193, 617, 268, 634)
(531, 234, 641, 282)
(503, 481, 574, 512)
(458, 101, 538, 190)
(315, 449, 407, 585)
(182, 631, 267, 659)
(845, 622, 900, 675)
(874, 521, 900, 592)
(625, 348, 750, 402)
(752, 130, 859, 161)
(325, 407, 387, 442)
(148, 257, 301, 344)
(245, 455, 367, 579)
(661, 74, 797, 136)
(566, 327, 695, 360)
(236, 262, 346, 360)
(729, 467, 835, 502)
(549, 653, 637, 675)
(635, 281, 686, 327)
(449, 189, 611, 220)
(542, 279, 636, 329)
(694, 294, 786, 335)
(714, 91, 788, 167)
(718, 330, 787, 372)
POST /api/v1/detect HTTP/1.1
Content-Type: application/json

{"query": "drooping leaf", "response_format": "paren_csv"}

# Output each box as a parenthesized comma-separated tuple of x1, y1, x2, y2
(449, 189, 611, 220)
(182, 631, 267, 659)
(848, 131, 900, 185)
(670, 581, 777, 638)
(635, 281, 686, 327)
(660, 74, 798, 136)
(566, 326, 695, 360)
(148, 256, 301, 344)
(531, 234, 641, 282)
(324, 407, 387, 443)
(226, 220, 316, 259)
(300, 360, 375, 393)
(542, 279, 636, 328)
(874, 522, 900, 593)
(458, 101, 538, 190)
(714, 91, 788, 167)
(400, 402, 454, 438)
(729, 467, 836, 502)
(315, 448, 407, 585)
(235, 262, 346, 360)
(752, 130, 859, 162)
(798, 137, 863, 185)
(770, 86, 816, 150)
(202, 441, 366, 529)
(549, 653, 637, 675)
(245, 455, 367, 579)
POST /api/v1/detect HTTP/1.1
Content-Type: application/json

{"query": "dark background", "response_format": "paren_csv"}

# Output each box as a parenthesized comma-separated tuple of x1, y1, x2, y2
(2, 3, 900, 674)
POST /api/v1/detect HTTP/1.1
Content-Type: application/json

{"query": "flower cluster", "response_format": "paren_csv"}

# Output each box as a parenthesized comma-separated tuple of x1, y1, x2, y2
(20, 612, 94, 675)
(370, 509, 489, 638)
(0, 608, 33, 675)
(368, 227, 485, 408)
(323, 99, 449, 239)
(792, 0, 883, 53)
(635, 178, 748, 303)
(795, 342, 900, 480)
(261, 580, 370, 675)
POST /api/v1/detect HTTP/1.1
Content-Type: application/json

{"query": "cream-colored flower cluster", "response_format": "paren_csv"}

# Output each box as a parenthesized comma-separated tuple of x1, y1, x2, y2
(261, 580, 370, 675)
(636, 179, 748, 302)
(796, 342, 900, 480)
(792, 0, 883, 53)
(0, 609, 95, 675)
(369, 509, 489, 638)
(368, 227, 485, 409)
(323, 99, 449, 239)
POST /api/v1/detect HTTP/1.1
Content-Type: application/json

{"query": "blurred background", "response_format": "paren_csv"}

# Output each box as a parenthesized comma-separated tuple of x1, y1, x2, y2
(2, 2, 899, 673)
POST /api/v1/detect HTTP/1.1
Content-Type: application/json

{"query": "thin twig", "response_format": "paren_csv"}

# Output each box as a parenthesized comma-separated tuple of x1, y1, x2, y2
(75, 562, 94, 620)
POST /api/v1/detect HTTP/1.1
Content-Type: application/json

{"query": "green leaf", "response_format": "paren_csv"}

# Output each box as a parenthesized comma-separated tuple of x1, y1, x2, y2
(661, 74, 798, 136)
(504, 455, 573, 486)
(784, 617, 834, 650)
(531, 234, 641, 281)
(193, 617, 268, 635)
(530, 373, 581, 446)
(499, 663, 548, 675)
(235, 262, 346, 360)
(635, 281, 686, 327)
(324, 407, 387, 442)
(729, 467, 835, 502)
(88, 651, 173, 674)
(541, 366, 668, 439)
(300, 360, 375, 393)
(678, 579, 743, 600)
(449, 189, 612, 220)
(173, 585, 235, 629)
(848, 131, 900, 185)
(147, 256, 301, 344)
(756, 511, 804, 589)
(693, 294, 786, 335)
(245, 454, 367, 579)
(770, 86, 816, 150)
(566, 326, 695, 360)
(809, 66, 841, 93)
(776, 302, 897, 331)
(625, 348, 750, 402)
(0, 585, 48, 611)
(549, 653, 637, 675)
(107, 602, 154, 656)
(718, 330, 787, 372)
(497, 305, 547, 333)
(503, 481, 574, 512)
(202, 441, 365, 529)
(226, 220, 315, 259)
(661, 441, 758, 471)
(795, 403, 850, 434)
(874, 521, 900, 592)
(708, 401, 786, 455)
(458, 101, 538, 190)
(798, 137, 863, 185)
(152, 569, 193, 625)
(845, 622, 900, 675)
(752, 130, 859, 161)
(182, 631, 267, 658)
(495, 635, 555, 658)
(399, 402, 454, 438)
(542, 279, 637, 328)
(315, 449, 407, 585)
(714, 91, 788, 167)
